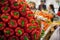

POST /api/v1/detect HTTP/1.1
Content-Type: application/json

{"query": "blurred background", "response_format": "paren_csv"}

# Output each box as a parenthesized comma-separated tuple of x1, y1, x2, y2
(26, 0, 60, 13)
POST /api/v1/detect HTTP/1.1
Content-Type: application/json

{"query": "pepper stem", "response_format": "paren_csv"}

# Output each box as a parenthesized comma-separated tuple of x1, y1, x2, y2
(34, 33, 36, 40)
(18, 30, 22, 34)
(0, 24, 3, 27)
(28, 14, 33, 17)
(4, 7, 8, 11)
(37, 20, 41, 27)
(20, 2, 24, 4)
(10, 21, 15, 26)
(29, 26, 36, 30)
(32, 20, 34, 24)
(24, 36, 29, 40)
(28, 14, 31, 17)
(1, 0, 5, 3)
(41, 30, 45, 37)
(21, 20, 24, 27)
(2, 16, 8, 19)
(14, 12, 19, 16)
(22, 6, 26, 12)
(6, 30, 10, 34)
(14, 3, 18, 6)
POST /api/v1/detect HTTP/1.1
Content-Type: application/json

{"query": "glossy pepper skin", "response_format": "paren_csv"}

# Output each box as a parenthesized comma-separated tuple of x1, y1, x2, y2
(26, 11, 33, 19)
(19, 1, 29, 8)
(18, 17, 28, 28)
(0, 22, 5, 30)
(18, 1, 25, 8)
(29, 19, 37, 25)
(26, 23, 37, 33)
(8, 36, 19, 40)
(11, 2, 19, 9)
(8, 19, 17, 28)
(29, 19, 35, 23)
(9, 0, 17, 4)
(20, 33, 30, 40)
(11, 10, 20, 19)
(0, 0, 8, 6)
(4, 28, 14, 37)
(19, 5, 30, 16)
(31, 29, 40, 40)
(15, 27, 24, 36)
(1, 6, 10, 13)
(30, 19, 41, 31)
(17, 0, 25, 3)
(1, 14, 11, 23)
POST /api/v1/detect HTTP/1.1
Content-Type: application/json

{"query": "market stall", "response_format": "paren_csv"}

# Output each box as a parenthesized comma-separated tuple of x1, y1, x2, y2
(34, 9, 60, 40)
(0, 0, 60, 40)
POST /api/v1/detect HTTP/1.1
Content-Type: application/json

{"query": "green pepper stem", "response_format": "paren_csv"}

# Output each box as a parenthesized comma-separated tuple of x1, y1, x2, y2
(6, 30, 10, 34)
(2, 16, 8, 19)
(29, 26, 36, 30)
(32, 20, 34, 24)
(24, 36, 29, 40)
(14, 3, 18, 6)
(20, 2, 24, 4)
(37, 20, 41, 27)
(1, 0, 5, 3)
(4, 7, 8, 11)
(28, 14, 31, 17)
(10, 21, 15, 26)
(21, 20, 24, 27)
(0, 24, 3, 27)
(18, 30, 22, 34)
(22, 6, 26, 12)
(14, 12, 19, 16)
(41, 30, 45, 37)
(34, 33, 36, 40)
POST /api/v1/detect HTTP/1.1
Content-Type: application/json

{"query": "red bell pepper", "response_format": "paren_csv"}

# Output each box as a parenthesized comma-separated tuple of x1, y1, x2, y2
(31, 29, 40, 40)
(0, 22, 5, 30)
(57, 11, 60, 16)
(36, 27, 41, 32)
(18, 17, 28, 27)
(18, 1, 25, 8)
(15, 27, 24, 36)
(20, 33, 30, 40)
(17, 0, 25, 2)
(26, 11, 33, 19)
(29, 19, 39, 28)
(19, 1, 29, 8)
(29, 19, 36, 24)
(1, 6, 10, 13)
(1, 14, 11, 23)
(8, 36, 19, 40)
(19, 5, 30, 16)
(26, 23, 37, 33)
(0, 35, 6, 40)
(11, 10, 20, 19)
(9, 0, 17, 4)
(11, 2, 19, 9)
(0, 0, 8, 6)
(8, 19, 17, 28)
(4, 28, 14, 37)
